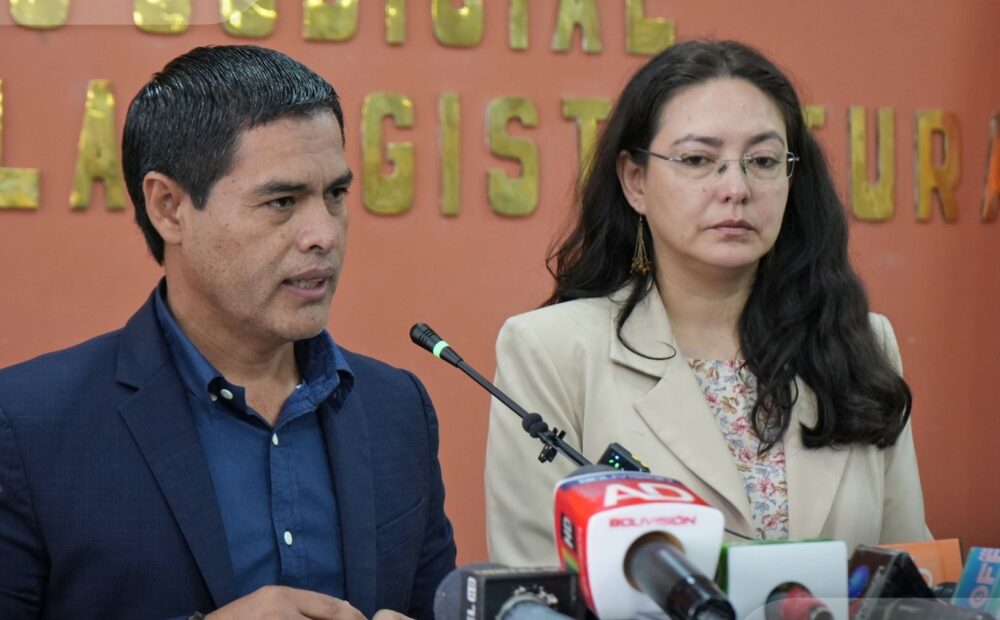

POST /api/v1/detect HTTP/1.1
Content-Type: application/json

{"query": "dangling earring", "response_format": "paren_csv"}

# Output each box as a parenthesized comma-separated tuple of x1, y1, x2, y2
(630, 215, 653, 275)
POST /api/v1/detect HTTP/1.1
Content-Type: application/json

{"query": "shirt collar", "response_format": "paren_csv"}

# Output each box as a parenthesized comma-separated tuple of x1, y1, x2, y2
(153, 279, 353, 410)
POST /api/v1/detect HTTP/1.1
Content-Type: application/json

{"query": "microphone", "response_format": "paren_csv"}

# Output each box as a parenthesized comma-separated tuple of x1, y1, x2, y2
(848, 545, 935, 620)
(410, 323, 589, 467)
(715, 540, 848, 619)
(553, 466, 734, 619)
(849, 545, 935, 599)
(881, 539, 965, 590)
(764, 583, 835, 620)
(951, 547, 1000, 617)
(432, 563, 584, 620)
(410, 322, 463, 367)
(848, 546, 995, 619)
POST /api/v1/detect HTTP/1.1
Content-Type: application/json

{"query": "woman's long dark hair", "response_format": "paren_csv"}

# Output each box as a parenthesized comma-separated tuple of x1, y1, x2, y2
(546, 40, 910, 451)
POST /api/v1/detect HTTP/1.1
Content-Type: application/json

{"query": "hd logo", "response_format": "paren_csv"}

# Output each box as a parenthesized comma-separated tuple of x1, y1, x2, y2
(560, 514, 575, 551)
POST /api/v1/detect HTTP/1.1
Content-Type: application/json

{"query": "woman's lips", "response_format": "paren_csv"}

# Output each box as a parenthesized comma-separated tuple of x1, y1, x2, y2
(710, 220, 754, 234)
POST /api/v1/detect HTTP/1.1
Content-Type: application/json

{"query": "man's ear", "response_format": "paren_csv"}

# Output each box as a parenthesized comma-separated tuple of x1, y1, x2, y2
(142, 172, 189, 246)
(616, 150, 647, 215)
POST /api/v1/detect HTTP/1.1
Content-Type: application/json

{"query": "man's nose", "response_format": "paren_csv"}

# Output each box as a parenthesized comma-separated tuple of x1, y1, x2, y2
(296, 199, 344, 253)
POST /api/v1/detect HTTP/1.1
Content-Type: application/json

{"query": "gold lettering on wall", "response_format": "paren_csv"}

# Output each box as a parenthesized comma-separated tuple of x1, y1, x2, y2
(983, 112, 999, 222)
(849, 107, 895, 221)
(803, 105, 826, 130)
(625, 0, 673, 56)
(385, 0, 405, 44)
(220, 0, 275, 37)
(432, 0, 483, 47)
(9, 0, 68, 28)
(133, 0, 190, 34)
(70, 80, 126, 210)
(509, 0, 528, 50)
(0, 81, 40, 210)
(562, 97, 611, 180)
(552, 0, 602, 54)
(439, 93, 461, 216)
(362, 93, 414, 215)
(915, 110, 960, 222)
(487, 97, 539, 217)
(303, 0, 358, 41)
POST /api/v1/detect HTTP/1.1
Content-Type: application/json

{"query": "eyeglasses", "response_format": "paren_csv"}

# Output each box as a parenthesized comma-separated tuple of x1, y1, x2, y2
(634, 148, 800, 182)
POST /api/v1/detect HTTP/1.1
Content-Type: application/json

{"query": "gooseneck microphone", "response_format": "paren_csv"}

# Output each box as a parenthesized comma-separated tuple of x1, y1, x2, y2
(410, 323, 590, 467)
(410, 322, 751, 542)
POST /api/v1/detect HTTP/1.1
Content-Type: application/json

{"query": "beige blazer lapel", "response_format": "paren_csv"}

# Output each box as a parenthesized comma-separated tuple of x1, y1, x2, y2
(608, 287, 754, 536)
(784, 381, 850, 539)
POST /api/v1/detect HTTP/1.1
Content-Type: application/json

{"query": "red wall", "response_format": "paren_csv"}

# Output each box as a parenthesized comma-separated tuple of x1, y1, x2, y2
(1, 1, 998, 562)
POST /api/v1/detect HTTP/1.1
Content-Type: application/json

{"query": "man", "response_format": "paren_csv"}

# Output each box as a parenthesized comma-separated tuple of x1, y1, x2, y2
(0, 46, 455, 619)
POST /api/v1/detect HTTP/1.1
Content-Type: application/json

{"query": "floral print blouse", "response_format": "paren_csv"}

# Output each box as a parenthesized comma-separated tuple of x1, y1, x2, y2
(688, 359, 789, 540)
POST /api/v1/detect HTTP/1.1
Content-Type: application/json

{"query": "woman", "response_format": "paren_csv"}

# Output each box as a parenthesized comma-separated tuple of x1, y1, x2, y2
(485, 40, 930, 567)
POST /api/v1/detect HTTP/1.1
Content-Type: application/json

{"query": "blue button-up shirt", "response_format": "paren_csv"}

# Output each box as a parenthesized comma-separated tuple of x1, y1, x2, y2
(154, 285, 352, 598)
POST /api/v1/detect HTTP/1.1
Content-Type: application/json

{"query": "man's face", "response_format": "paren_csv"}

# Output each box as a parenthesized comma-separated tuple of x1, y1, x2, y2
(168, 111, 351, 349)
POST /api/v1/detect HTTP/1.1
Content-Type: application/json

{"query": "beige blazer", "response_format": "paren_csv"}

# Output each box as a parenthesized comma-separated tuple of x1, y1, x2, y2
(485, 287, 930, 567)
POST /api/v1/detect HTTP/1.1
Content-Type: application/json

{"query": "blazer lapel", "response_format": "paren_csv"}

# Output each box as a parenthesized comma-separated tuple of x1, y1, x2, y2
(320, 392, 376, 617)
(115, 296, 236, 607)
(784, 382, 850, 539)
(609, 287, 754, 536)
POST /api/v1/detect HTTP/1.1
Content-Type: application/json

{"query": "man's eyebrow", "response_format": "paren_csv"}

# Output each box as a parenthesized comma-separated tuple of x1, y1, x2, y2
(329, 170, 353, 190)
(249, 170, 354, 198)
(250, 180, 308, 198)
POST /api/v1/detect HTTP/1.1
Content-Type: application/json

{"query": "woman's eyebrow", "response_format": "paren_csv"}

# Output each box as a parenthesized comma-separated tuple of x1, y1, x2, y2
(670, 131, 786, 149)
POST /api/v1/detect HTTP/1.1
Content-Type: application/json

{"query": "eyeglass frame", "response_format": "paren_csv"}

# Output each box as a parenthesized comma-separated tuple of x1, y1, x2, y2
(632, 148, 800, 181)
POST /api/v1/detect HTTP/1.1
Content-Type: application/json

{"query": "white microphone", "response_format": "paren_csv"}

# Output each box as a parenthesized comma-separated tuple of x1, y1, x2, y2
(552, 467, 734, 619)
(716, 539, 848, 619)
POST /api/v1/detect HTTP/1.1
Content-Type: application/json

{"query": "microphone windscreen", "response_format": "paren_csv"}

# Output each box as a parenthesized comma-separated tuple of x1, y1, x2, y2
(521, 413, 548, 437)
(409, 323, 440, 352)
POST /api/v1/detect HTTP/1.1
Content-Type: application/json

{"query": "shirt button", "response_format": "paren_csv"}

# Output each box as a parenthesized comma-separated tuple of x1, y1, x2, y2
(272, 433, 279, 446)
(219, 388, 234, 400)
(283, 530, 293, 546)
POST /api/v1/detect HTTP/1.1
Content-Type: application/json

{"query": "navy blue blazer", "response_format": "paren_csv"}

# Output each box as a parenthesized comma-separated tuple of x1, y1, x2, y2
(0, 292, 456, 620)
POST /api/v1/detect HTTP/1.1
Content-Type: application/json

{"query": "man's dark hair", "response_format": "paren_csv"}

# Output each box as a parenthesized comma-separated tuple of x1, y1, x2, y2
(547, 39, 911, 452)
(122, 45, 344, 264)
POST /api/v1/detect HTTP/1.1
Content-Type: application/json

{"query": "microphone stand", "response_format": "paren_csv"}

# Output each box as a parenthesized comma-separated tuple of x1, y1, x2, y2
(411, 323, 589, 467)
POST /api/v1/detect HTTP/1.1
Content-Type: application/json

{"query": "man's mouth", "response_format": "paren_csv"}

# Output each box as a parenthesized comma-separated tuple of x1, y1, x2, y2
(286, 278, 326, 290)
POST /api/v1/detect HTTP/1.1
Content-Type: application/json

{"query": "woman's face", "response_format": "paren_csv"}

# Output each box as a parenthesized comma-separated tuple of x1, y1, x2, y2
(617, 77, 791, 283)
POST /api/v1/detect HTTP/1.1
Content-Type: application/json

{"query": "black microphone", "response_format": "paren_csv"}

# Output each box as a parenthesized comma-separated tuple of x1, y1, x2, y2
(849, 546, 934, 596)
(409, 323, 590, 467)
(409, 322, 463, 367)
(432, 563, 585, 620)
(847, 546, 994, 620)
(849, 545, 935, 620)
(625, 533, 736, 620)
